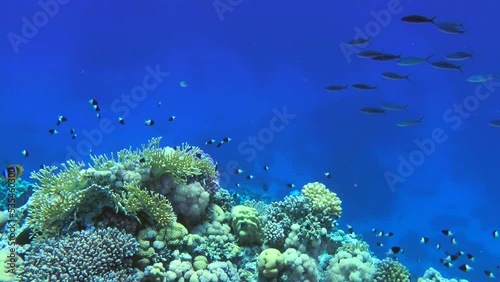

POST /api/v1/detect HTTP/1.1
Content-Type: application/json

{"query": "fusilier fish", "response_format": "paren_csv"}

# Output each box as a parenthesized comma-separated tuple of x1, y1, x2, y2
(445, 52, 473, 61)
(397, 55, 433, 66)
(396, 118, 423, 127)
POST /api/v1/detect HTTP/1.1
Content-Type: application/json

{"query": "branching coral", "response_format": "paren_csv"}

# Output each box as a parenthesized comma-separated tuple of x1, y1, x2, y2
(113, 180, 176, 228)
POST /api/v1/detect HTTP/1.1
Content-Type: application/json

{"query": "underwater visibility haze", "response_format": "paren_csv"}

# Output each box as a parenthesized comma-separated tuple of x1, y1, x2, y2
(0, 0, 499, 281)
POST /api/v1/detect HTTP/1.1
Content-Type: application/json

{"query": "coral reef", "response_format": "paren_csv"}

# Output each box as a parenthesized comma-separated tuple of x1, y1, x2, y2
(374, 258, 411, 282)
(19, 227, 139, 281)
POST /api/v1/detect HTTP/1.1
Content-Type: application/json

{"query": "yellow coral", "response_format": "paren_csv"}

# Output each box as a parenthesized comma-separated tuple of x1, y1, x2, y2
(301, 182, 342, 218)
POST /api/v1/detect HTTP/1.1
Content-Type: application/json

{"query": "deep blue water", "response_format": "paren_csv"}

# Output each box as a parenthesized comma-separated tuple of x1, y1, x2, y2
(1, 0, 499, 280)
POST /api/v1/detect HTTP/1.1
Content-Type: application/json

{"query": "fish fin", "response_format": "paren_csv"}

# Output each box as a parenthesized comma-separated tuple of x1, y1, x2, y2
(458, 64, 464, 75)
(425, 55, 433, 63)
(405, 74, 412, 82)
(430, 16, 436, 25)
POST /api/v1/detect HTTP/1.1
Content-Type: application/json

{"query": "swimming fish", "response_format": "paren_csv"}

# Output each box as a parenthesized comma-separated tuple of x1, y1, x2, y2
(360, 108, 386, 115)
(493, 230, 499, 238)
(1, 164, 24, 181)
(371, 53, 402, 61)
(205, 139, 216, 145)
(397, 55, 433, 66)
(180, 81, 188, 87)
(144, 119, 155, 126)
(380, 103, 408, 111)
(21, 150, 29, 157)
(89, 99, 98, 106)
(387, 246, 404, 255)
(352, 84, 379, 91)
(324, 172, 332, 178)
(325, 85, 348, 92)
(458, 264, 473, 272)
(420, 237, 429, 244)
(347, 37, 370, 46)
(488, 120, 500, 128)
(484, 270, 495, 279)
(263, 166, 269, 171)
(437, 22, 465, 34)
(430, 61, 463, 73)
(442, 229, 453, 236)
(168, 115, 176, 122)
(466, 74, 500, 83)
(118, 117, 125, 125)
(396, 118, 423, 127)
(56, 115, 68, 126)
(382, 72, 411, 81)
(358, 50, 384, 58)
(445, 51, 473, 61)
(401, 15, 436, 24)
(48, 129, 58, 134)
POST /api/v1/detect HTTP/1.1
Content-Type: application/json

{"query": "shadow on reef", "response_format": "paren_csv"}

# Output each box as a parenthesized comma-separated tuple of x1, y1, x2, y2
(0, 137, 468, 282)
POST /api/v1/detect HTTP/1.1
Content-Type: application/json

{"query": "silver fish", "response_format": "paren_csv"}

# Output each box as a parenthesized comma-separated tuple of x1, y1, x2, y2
(396, 118, 423, 127)
(380, 103, 408, 111)
(397, 55, 433, 66)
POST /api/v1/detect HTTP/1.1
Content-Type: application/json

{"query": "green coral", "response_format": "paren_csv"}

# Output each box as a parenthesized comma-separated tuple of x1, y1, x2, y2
(302, 182, 342, 219)
(113, 180, 176, 227)
(230, 205, 263, 245)
(147, 142, 216, 185)
(258, 248, 286, 279)
(374, 258, 411, 282)
(27, 160, 90, 237)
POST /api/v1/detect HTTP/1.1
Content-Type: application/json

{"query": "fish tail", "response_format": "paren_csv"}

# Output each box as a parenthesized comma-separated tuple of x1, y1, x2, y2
(418, 117, 424, 125)
(458, 64, 464, 75)
(405, 74, 412, 82)
(425, 55, 433, 63)
(430, 16, 437, 25)
(404, 105, 408, 111)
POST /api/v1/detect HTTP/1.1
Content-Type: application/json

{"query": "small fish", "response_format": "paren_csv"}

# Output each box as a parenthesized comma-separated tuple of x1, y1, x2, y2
(1, 164, 24, 181)
(372, 53, 402, 61)
(216, 141, 224, 148)
(93, 104, 100, 112)
(420, 237, 429, 244)
(70, 128, 75, 134)
(387, 246, 404, 255)
(386, 232, 394, 237)
(21, 149, 29, 157)
(168, 115, 175, 122)
(376, 242, 384, 247)
(324, 172, 332, 178)
(96, 113, 101, 119)
(397, 55, 433, 66)
(360, 107, 386, 115)
(234, 169, 244, 175)
(466, 74, 500, 83)
(488, 120, 500, 128)
(144, 119, 155, 126)
(57, 115, 68, 125)
(347, 37, 370, 46)
(235, 183, 240, 187)
(347, 224, 354, 234)
(437, 22, 465, 34)
(376, 231, 384, 237)
(223, 137, 232, 143)
(458, 264, 473, 272)
(246, 175, 254, 180)
(382, 72, 411, 81)
(205, 139, 215, 145)
(442, 230, 453, 236)
(456, 251, 465, 256)
(493, 230, 499, 238)
(118, 117, 125, 125)
(466, 253, 474, 261)
(451, 237, 457, 245)
(445, 254, 459, 261)
(436, 244, 441, 250)
(445, 52, 473, 61)
(358, 50, 384, 58)
(380, 103, 408, 111)
(72, 134, 77, 139)
(484, 270, 495, 279)
(48, 129, 58, 135)
(263, 166, 269, 171)
(89, 99, 98, 106)
(372, 228, 377, 233)
(430, 61, 464, 73)
(157, 102, 161, 107)
(287, 183, 295, 189)
(401, 15, 436, 24)
(179, 81, 188, 87)
(443, 262, 453, 268)
(352, 84, 379, 91)
(325, 85, 348, 92)
(396, 118, 423, 127)
(139, 157, 146, 163)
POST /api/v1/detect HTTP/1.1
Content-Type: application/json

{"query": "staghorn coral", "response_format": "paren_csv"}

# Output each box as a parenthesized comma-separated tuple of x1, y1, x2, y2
(19, 227, 139, 281)
(374, 258, 411, 282)
(302, 182, 342, 219)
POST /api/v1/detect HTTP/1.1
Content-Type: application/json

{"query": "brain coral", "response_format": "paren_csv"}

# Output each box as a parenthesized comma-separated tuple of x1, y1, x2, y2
(302, 182, 342, 219)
